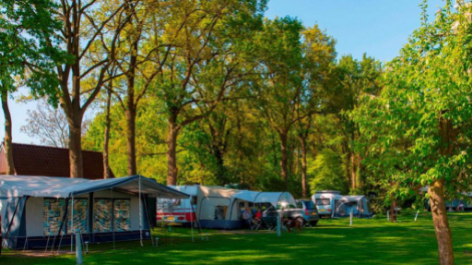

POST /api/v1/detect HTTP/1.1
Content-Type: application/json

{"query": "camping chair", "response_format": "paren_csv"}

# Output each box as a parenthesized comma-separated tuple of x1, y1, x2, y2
(250, 217, 262, 231)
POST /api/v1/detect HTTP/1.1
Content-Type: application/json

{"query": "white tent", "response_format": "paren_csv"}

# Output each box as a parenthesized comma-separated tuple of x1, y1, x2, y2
(195, 186, 296, 229)
(232, 191, 296, 208)
(0, 175, 188, 250)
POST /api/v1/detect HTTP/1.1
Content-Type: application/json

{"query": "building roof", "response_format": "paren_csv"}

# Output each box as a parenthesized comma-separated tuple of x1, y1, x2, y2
(0, 143, 114, 179)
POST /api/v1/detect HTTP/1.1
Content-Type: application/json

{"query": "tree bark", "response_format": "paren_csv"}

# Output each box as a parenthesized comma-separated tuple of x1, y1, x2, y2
(350, 152, 356, 191)
(125, 107, 137, 175)
(68, 116, 83, 178)
(279, 132, 289, 189)
(299, 135, 308, 198)
(124, 20, 139, 176)
(429, 178, 454, 265)
(1, 90, 15, 175)
(103, 88, 112, 179)
(167, 115, 179, 185)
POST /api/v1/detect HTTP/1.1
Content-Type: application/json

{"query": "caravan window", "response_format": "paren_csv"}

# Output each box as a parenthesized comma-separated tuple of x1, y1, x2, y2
(316, 199, 330, 206)
(43, 198, 89, 236)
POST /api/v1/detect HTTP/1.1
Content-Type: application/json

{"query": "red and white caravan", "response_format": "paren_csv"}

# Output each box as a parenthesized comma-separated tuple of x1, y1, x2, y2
(157, 186, 198, 226)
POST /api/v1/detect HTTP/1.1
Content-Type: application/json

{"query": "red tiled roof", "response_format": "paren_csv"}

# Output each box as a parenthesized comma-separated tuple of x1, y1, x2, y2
(0, 143, 114, 179)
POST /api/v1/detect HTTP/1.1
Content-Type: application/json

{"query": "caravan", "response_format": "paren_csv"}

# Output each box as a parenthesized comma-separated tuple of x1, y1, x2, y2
(312, 191, 372, 218)
(312, 191, 342, 217)
(156, 186, 198, 226)
(196, 186, 297, 229)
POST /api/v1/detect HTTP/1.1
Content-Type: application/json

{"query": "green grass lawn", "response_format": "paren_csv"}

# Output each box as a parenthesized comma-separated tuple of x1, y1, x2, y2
(2, 212, 472, 264)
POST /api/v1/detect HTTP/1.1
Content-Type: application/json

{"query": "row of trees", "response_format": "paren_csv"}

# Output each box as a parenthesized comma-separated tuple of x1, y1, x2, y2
(3, 1, 471, 263)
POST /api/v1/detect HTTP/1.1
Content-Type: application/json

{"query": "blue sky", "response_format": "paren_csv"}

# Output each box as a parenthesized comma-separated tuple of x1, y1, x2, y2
(4, 0, 445, 145)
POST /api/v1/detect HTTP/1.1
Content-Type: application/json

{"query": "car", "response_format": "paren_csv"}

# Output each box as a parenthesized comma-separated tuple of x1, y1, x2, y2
(295, 200, 320, 226)
(276, 200, 320, 227)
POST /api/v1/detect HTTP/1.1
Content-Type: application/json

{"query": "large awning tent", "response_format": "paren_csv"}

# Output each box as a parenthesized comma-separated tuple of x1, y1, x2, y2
(195, 186, 296, 229)
(0, 175, 188, 250)
(333, 195, 372, 218)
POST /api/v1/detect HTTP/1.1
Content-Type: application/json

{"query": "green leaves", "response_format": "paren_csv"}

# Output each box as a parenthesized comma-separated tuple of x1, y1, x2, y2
(353, 0, 472, 202)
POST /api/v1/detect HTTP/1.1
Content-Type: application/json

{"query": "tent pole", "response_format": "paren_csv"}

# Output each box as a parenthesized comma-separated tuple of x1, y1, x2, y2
(139, 175, 143, 247)
(71, 194, 74, 252)
(4, 197, 21, 245)
(53, 197, 69, 253)
(112, 188, 115, 250)
(190, 195, 194, 242)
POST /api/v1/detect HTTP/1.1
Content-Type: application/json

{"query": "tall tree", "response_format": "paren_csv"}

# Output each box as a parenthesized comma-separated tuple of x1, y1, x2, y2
(254, 17, 304, 189)
(52, 0, 126, 178)
(330, 55, 381, 192)
(154, 0, 267, 185)
(295, 25, 336, 197)
(105, 0, 175, 175)
(353, 2, 472, 264)
(0, 0, 65, 174)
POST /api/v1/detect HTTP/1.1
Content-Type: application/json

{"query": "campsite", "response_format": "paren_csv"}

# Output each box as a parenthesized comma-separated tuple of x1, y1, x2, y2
(2, 0, 472, 264)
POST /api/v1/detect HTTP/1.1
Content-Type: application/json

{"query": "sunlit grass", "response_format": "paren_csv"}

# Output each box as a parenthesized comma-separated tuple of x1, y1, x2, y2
(2, 212, 472, 264)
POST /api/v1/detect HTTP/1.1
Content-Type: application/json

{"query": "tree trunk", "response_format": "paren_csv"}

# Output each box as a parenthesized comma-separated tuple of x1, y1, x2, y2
(69, 116, 83, 178)
(167, 115, 179, 185)
(125, 108, 137, 175)
(1, 90, 15, 175)
(299, 135, 308, 198)
(429, 178, 454, 265)
(279, 132, 289, 189)
(350, 152, 356, 191)
(390, 197, 397, 223)
(124, 33, 139, 176)
(103, 89, 112, 179)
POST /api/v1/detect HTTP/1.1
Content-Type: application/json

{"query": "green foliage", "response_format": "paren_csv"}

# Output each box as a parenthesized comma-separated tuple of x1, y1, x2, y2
(0, 0, 67, 102)
(353, 1, 472, 202)
(308, 149, 348, 194)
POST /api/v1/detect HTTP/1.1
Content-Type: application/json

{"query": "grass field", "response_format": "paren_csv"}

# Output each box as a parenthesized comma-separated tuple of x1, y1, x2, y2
(2, 212, 472, 265)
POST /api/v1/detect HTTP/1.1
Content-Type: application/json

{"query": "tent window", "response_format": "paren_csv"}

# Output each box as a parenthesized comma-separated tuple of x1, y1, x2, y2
(94, 199, 113, 232)
(94, 199, 130, 233)
(214, 206, 228, 220)
(68, 199, 88, 234)
(114, 200, 130, 232)
(43, 198, 88, 236)
(43, 198, 66, 236)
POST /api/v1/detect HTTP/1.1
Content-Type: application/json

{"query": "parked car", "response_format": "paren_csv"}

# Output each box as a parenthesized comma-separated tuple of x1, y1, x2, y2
(275, 200, 320, 226)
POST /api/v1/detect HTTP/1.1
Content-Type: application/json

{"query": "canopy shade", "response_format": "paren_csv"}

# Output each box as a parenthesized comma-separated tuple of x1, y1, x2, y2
(232, 191, 296, 207)
(0, 175, 188, 199)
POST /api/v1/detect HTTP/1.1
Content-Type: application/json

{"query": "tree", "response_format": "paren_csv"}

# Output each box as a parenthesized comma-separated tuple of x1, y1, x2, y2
(51, 0, 126, 178)
(295, 25, 336, 197)
(0, 0, 65, 174)
(308, 148, 348, 194)
(20, 99, 81, 148)
(253, 17, 304, 189)
(330, 55, 382, 192)
(353, 2, 472, 264)
(153, 0, 267, 185)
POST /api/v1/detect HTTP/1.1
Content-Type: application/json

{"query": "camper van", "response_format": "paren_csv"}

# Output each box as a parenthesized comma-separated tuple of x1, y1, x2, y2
(312, 191, 341, 217)
(156, 186, 197, 226)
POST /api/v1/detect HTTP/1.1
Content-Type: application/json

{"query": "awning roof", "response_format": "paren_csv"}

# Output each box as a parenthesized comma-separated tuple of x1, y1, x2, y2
(233, 191, 296, 206)
(0, 175, 188, 199)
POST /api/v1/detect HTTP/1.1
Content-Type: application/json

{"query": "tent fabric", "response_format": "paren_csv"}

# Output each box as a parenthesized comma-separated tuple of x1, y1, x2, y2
(0, 175, 189, 249)
(195, 186, 297, 229)
(232, 191, 296, 207)
(0, 175, 188, 199)
(333, 195, 371, 218)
